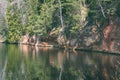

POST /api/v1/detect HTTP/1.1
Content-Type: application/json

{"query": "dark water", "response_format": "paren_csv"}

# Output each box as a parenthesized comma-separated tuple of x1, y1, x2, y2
(0, 43, 120, 80)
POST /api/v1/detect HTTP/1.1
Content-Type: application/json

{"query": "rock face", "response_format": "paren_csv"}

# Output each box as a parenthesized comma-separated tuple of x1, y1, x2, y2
(0, 35, 6, 43)
(112, 20, 120, 52)
(71, 18, 120, 53)
(101, 18, 120, 52)
(28, 34, 37, 45)
(77, 25, 101, 49)
(20, 34, 29, 44)
(102, 22, 115, 51)
(19, 20, 120, 53)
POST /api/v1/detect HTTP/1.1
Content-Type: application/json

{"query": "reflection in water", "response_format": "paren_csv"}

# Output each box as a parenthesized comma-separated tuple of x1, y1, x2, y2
(0, 43, 7, 80)
(0, 44, 120, 80)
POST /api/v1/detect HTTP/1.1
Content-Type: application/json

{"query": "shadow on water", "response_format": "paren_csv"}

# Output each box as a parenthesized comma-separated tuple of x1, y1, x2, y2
(0, 44, 120, 80)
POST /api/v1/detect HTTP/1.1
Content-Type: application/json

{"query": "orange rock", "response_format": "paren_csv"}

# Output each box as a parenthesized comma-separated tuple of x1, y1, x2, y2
(103, 23, 115, 51)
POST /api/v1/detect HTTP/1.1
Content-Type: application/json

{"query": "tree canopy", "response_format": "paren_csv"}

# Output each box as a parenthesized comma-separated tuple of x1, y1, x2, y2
(0, 0, 119, 43)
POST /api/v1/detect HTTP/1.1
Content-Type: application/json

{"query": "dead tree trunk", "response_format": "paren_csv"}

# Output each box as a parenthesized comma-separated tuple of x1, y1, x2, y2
(57, 0, 66, 46)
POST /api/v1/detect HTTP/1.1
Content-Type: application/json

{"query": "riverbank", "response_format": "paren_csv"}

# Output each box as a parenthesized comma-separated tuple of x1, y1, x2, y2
(19, 41, 120, 55)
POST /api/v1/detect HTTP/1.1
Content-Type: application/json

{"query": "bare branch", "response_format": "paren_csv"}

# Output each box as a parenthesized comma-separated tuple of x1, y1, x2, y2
(98, 0, 106, 18)
(58, 0, 64, 28)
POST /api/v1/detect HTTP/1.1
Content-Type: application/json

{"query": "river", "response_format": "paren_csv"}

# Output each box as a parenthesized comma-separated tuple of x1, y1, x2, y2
(0, 43, 120, 80)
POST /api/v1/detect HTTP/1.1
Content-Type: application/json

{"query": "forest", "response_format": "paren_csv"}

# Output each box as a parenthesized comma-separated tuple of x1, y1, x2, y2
(0, 0, 120, 52)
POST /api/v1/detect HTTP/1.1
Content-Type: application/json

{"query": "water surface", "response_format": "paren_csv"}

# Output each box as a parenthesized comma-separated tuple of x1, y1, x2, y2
(0, 43, 120, 80)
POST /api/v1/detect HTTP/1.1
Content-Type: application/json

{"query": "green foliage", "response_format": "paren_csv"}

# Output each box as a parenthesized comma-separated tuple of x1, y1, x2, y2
(6, 4, 22, 43)
(5, 0, 120, 43)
